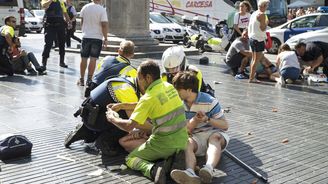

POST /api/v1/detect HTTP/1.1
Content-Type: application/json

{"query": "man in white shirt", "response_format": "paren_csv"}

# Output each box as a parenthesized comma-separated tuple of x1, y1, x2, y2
(78, 0, 109, 86)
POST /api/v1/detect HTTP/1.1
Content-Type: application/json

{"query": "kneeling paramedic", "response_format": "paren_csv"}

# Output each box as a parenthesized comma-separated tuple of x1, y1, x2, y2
(106, 60, 188, 184)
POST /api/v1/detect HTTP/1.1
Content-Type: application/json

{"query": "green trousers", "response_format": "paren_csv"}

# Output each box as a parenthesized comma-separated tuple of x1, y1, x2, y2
(126, 140, 179, 178)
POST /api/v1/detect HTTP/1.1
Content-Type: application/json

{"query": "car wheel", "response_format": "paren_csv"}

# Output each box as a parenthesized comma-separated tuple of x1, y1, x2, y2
(267, 38, 280, 54)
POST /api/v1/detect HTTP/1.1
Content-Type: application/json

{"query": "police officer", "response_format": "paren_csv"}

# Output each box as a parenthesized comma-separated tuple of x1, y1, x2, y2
(64, 76, 145, 156)
(84, 40, 137, 97)
(41, 0, 71, 69)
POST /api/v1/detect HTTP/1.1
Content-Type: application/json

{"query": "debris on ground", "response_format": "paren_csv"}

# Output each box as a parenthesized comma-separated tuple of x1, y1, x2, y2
(272, 107, 278, 112)
(282, 138, 289, 144)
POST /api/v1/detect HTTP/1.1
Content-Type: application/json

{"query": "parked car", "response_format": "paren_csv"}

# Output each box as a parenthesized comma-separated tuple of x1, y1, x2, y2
(30, 9, 45, 22)
(0, 0, 25, 36)
(24, 9, 43, 33)
(267, 13, 328, 54)
(149, 12, 185, 44)
(286, 27, 328, 49)
(149, 21, 165, 41)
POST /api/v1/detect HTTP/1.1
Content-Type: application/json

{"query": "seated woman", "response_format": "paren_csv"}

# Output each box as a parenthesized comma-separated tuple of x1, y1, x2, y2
(270, 44, 300, 85)
(9, 37, 46, 75)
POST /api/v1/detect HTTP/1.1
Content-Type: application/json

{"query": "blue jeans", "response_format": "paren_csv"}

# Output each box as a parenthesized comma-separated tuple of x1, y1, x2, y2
(280, 67, 300, 80)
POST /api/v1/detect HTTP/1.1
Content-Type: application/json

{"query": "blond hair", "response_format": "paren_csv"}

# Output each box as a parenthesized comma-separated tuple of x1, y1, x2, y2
(258, 0, 270, 7)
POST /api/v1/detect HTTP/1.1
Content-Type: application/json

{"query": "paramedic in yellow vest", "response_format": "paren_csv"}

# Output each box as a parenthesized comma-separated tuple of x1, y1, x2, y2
(84, 40, 137, 97)
(161, 46, 203, 91)
(106, 60, 188, 184)
(0, 16, 16, 76)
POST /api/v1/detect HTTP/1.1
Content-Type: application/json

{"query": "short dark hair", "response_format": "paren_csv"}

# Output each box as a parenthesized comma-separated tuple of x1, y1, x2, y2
(172, 71, 198, 93)
(138, 60, 161, 81)
(278, 43, 291, 53)
(295, 42, 306, 49)
(4, 16, 15, 25)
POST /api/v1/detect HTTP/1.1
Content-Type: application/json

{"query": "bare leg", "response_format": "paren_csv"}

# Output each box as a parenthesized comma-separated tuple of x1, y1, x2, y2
(239, 56, 250, 73)
(270, 71, 280, 82)
(80, 57, 88, 79)
(249, 52, 264, 82)
(119, 135, 147, 153)
(205, 133, 226, 168)
(185, 138, 198, 170)
(87, 57, 97, 79)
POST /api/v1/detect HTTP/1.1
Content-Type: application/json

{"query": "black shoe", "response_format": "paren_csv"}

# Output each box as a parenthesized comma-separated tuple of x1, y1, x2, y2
(95, 132, 120, 157)
(151, 161, 167, 184)
(36, 66, 47, 75)
(27, 69, 37, 76)
(64, 123, 97, 148)
(60, 62, 68, 68)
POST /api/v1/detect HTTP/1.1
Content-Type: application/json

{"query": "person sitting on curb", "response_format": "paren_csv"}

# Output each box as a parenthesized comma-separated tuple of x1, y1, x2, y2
(106, 60, 188, 184)
(170, 71, 229, 184)
(84, 40, 137, 97)
(9, 37, 46, 75)
(270, 44, 300, 86)
(225, 30, 252, 78)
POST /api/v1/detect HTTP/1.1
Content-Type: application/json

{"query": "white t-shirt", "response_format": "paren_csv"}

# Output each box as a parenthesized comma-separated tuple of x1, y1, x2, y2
(80, 2, 108, 40)
(234, 12, 251, 29)
(279, 51, 300, 71)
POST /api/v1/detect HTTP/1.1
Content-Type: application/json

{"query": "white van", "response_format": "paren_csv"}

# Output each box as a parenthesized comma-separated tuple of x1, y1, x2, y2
(0, 0, 25, 36)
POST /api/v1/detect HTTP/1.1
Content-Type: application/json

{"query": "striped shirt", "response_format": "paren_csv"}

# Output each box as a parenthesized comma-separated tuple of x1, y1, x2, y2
(185, 92, 224, 133)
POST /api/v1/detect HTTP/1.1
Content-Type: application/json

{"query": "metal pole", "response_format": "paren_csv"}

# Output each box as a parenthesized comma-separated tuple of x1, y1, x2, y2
(224, 150, 268, 183)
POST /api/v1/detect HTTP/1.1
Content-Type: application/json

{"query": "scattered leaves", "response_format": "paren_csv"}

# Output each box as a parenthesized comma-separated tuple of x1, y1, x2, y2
(251, 179, 258, 184)
(282, 138, 289, 144)
(272, 107, 278, 112)
(247, 132, 252, 135)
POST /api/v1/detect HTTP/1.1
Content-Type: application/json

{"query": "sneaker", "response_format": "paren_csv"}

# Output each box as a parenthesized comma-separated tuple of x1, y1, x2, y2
(151, 161, 166, 184)
(64, 123, 97, 148)
(170, 169, 201, 184)
(286, 78, 293, 84)
(77, 78, 85, 86)
(199, 165, 213, 184)
(86, 77, 92, 86)
(235, 73, 249, 79)
(27, 69, 37, 76)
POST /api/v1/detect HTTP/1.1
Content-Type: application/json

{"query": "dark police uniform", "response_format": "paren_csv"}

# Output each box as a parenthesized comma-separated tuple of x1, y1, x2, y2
(41, 0, 69, 68)
(84, 55, 137, 97)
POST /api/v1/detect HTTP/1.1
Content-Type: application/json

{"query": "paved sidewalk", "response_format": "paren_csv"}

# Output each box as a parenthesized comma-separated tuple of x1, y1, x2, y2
(0, 34, 328, 184)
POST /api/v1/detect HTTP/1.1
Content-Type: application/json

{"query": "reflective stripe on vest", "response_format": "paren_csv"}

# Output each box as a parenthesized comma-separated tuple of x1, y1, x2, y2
(153, 119, 187, 134)
(154, 106, 185, 126)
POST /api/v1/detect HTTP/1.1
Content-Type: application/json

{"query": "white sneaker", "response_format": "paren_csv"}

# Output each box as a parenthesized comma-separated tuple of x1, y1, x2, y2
(278, 76, 286, 87)
(170, 169, 201, 184)
(199, 165, 213, 184)
(286, 78, 293, 84)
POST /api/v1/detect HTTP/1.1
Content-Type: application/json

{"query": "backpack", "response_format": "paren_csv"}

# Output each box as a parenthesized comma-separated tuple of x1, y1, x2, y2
(0, 134, 33, 160)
